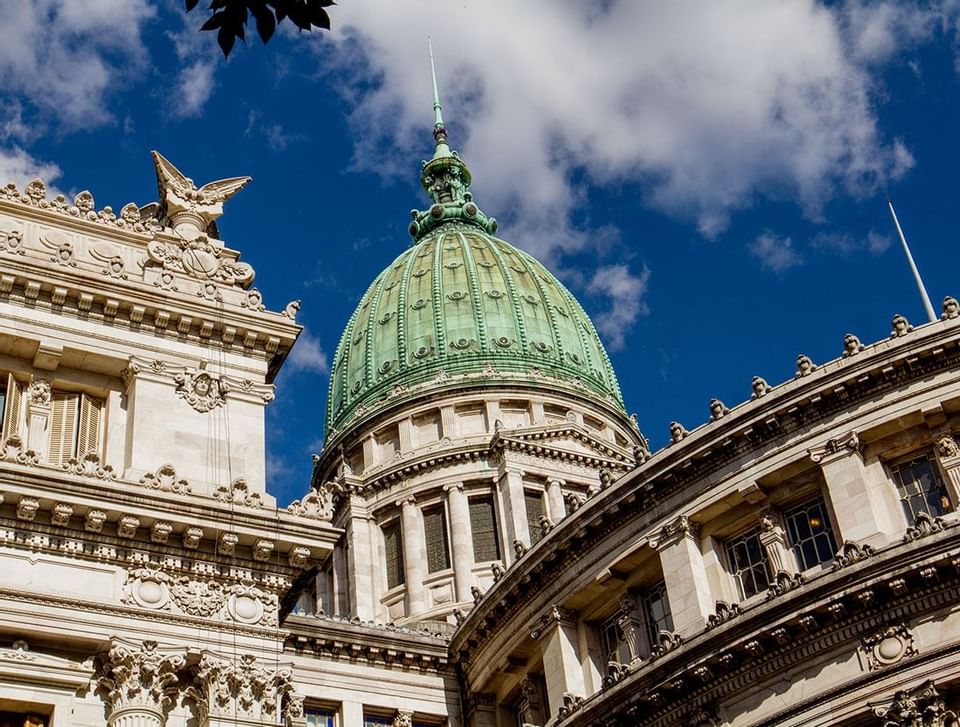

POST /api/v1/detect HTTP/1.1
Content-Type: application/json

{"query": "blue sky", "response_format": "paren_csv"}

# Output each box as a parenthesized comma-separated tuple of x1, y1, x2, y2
(2, 1, 960, 504)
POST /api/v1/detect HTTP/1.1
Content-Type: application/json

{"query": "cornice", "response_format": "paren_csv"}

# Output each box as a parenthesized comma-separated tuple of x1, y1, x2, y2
(449, 314, 960, 674)
(559, 525, 960, 726)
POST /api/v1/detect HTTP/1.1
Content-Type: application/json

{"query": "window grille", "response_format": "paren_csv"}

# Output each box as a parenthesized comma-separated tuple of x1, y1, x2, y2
(892, 454, 951, 523)
(784, 498, 837, 571)
(383, 521, 404, 589)
(726, 527, 771, 599)
(643, 580, 673, 646)
(469, 497, 501, 562)
(524, 490, 545, 544)
(423, 505, 450, 573)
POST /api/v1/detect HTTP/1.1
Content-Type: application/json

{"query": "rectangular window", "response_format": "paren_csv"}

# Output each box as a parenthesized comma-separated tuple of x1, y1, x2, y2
(423, 505, 450, 573)
(784, 497, 838, 571)
(892, 454, 951, 523)
(383, 521, 404, 589)
(643, 581, 673, 647)
(599, 613, 629, 664)
(306, 708, 336, 727)
(0, 712, 47, 727)
(469, 496, 501, 562)
(363, 715, 393, 727)
(525, 490, 545, 545)
(726, 527, 771, 600)
(48, 391, 104, 465)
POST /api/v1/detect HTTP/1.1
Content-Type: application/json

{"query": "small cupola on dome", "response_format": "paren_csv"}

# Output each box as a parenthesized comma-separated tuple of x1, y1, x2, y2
(408, 42, 497, 242)
(324, 45, 627, 442)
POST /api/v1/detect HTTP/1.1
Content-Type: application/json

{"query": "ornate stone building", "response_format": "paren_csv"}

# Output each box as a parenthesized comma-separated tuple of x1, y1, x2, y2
(2, 90, 960, 727)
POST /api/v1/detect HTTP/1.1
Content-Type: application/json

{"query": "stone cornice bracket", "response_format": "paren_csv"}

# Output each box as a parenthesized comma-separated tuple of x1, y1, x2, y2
(98, 639, 187, 722)
(808, 431, 861, 465)
(873, 680, 958, 726)
(650, 514, 701, 550)
(529, 605, 578, 639)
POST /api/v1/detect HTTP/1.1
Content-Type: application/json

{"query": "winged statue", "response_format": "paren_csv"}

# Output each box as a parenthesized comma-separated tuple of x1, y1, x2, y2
(150, 151, 251, 240)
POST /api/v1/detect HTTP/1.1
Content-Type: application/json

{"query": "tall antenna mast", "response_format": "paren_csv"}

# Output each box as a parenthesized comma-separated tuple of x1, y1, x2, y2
(887, 198, 937, 323)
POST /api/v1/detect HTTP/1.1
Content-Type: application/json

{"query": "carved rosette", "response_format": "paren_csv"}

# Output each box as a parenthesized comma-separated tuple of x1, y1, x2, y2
(191, 653, 294, 724)
(860, 623, 918, 671)
(98, 639, 186, 726)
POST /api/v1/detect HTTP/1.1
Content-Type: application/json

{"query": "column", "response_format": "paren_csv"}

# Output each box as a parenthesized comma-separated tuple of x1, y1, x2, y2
(497, 465, 529, 563)
(654, 516, 713, 637)
(546, 478, 566, 523)
(344, 493, 376, 620)
(331, 539, 349, 615)
(810, 432, 901, 548)
(531, 607, 584, 721)
(400, 497, 427, 616)
(445, 483, 475, 603)
(98, 639, 186, 727)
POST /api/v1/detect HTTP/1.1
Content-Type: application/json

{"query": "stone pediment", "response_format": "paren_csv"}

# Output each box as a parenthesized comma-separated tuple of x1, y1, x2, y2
(494, 423, 633, 465)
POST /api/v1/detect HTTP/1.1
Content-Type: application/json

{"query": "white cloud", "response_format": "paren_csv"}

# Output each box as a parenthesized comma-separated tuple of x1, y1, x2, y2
(174, 60, 216, 118)
(0, 147, 62, 191)
(167, 7, 220, 118)
(0, 0, 155, 127)
(842, 0, 942, 64)
(586, 264, 651, 351)
(286, 329, 330, 375)
(811, 229, 892, 255)
(751, 233, 803, 273)
(321, 0, 924, 257)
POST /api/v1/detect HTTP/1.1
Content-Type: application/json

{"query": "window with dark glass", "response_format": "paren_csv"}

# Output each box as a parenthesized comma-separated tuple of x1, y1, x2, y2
(423, 505, 450, 573)
(726, 527, 771, 599)
(892, 454, 951, 523)
(305, 708, 336, 727)
(784, 497, 837, 571)
(643, 580, 673, 646)
(363, 715, 392, 727)
(524, 490, 545, 544)
(383, 521, 404, 589)
(599, 613, 629, 663)
(0, 712, 47, 727)
(469, 496, 501, 562)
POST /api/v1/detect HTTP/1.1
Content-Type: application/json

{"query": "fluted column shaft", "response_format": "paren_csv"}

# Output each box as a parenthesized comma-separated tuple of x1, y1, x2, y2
(401, 498, 427, 616)
(446, 483, 474, 602)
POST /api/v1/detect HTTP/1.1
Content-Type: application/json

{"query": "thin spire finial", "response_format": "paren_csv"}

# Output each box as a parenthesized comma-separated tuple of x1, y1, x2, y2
(428, 37, 444, 131)
(887, 197, 937, 323)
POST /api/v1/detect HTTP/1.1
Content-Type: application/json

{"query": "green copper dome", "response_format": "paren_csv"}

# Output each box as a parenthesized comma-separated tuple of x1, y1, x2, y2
(323, 58, 625, 438)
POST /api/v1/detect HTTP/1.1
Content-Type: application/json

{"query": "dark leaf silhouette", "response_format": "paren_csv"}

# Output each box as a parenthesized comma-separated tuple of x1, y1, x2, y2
(186, 0, 336, 57)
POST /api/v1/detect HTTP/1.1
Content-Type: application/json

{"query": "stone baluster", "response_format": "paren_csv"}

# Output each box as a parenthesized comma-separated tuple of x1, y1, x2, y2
(400, 496, 427, 616)
(445, 483, 475, 603)
(653, 515, 714, 637)
(98, 639, 186, 727)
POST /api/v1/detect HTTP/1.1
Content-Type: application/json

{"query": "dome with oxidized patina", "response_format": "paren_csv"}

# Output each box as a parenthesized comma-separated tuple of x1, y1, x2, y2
(323, 80, 625, 439)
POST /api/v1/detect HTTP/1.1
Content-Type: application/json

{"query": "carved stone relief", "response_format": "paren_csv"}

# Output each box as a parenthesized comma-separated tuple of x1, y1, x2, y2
(98, 639, 186, 721)
(175, 370, 228, 412)
(860, 623, 918, 671)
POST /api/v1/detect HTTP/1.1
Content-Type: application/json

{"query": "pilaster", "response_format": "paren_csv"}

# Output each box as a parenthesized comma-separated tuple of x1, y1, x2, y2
(24, 378, 51, 459)
(934, 432, 960, 506)
(653, 515, 713, 637)
(809, 432, 901, 548)
(191, 652, 299, 727)
(758, 510, 797, 576)
(498, 463, 529, 563)
(531, 606, 584, 720)
(344, 493, 376, 620)
(546, 478, 566, 523)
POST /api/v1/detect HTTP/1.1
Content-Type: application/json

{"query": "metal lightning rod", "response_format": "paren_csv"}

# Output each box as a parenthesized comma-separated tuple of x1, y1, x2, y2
(887, 198, 937, 323)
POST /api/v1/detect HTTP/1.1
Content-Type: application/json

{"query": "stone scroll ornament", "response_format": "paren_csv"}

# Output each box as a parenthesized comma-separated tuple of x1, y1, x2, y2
(175, 370, 228, 412)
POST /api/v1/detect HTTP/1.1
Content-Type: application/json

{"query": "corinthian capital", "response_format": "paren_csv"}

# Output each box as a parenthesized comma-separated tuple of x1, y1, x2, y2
(98, 639, 186, 721)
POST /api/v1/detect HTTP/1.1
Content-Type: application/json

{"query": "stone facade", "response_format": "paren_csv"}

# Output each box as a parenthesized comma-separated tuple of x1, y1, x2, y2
(3, 145, 960, 727)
